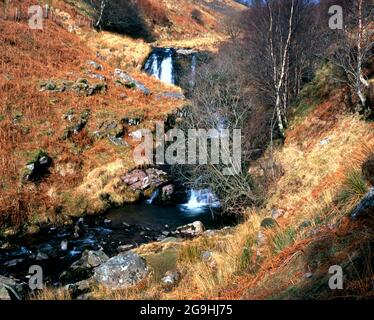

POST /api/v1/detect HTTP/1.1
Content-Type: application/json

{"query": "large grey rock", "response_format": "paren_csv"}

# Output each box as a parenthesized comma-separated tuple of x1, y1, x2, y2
(72, 250, 109, 269)
(177, 221, 205, 237)
(0, 276, 22, 300)
(93, 251, 148, 289)
(351, 187, 374, 219)
(60, 250, 109, 283)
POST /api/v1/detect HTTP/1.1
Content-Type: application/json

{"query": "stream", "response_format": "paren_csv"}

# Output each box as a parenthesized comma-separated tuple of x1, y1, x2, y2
(0, 48, 234, 292)
(0, 190, 234, 287)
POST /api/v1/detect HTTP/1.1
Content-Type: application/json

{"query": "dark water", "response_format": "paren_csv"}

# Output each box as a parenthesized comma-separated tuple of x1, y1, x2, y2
(0, 200, 234, 287)
(106, 201, 231, 230)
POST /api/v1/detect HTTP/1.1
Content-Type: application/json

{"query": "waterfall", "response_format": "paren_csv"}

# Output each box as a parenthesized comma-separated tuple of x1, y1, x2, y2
(144, 48, 175, 85)
(190, 54, 197, 86)
(181, 189, 220, 213)
(147, 189, 160, 204)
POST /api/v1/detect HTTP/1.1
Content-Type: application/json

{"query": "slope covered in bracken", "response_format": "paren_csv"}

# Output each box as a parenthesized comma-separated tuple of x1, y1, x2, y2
(0, 0, 186, 230)
(85, 66, 374, 300)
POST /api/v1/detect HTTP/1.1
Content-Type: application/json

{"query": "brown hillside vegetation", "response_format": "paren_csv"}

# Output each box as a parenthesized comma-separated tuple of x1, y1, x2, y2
(0, 0, 185, 230)
(85, 72, 374, 300)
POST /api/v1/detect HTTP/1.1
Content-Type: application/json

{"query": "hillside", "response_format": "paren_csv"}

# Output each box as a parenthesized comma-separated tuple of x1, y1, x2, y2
(0, 0, 373, 303)
(0, 0, 192, 231)
(87, 67, 374, 300)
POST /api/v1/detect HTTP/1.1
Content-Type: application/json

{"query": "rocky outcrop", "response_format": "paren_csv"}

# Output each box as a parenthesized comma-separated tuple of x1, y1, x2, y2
(114, 69, 150, 95)
(122, 168, 168, 191)
(62, 109, 91, 140)
(23, 150, 52, 182)
(93, 251, 148, 289)
(39, 78, 107, 96)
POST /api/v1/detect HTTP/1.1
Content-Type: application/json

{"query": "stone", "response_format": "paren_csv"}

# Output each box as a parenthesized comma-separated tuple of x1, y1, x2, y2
(201, 251, 213, 262)
(114, 69, 150, 95)
(271, 208, 286, 220)
(0, 286, 11, 300)
(0, 276, 22, 300)
(160, 237, 182, 243)
(87, 73, 106, 81)
(128, 130, 143, 140)
(260, 217, 279, 229)
(23, 150, 52, 182)
(161, 271, 180, 287)
(161, 184, 174, 202)
(108, 136, 128, 147)
(122, 168, 168, 192)
(156, 92, 185, 100)
(177, 221, 205, 236)
(117, 244, 135, 253)
(61, 250, 109, 283)
(93, 251, 148, 289)
(351, 187, 374, 219)
(73, 250, 109, 269)
(36, 251, 49, 261)
(3, 259, 23, 267)
(86, 60, 104, 71)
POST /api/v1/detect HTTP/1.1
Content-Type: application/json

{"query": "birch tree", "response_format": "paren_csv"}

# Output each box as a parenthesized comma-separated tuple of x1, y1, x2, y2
(328, 0, 373, 113)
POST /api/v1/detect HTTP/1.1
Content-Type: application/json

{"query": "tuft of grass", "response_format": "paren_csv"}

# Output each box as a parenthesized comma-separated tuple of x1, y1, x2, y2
(271, 227, 297, 255)
(338, 169, 369, 207)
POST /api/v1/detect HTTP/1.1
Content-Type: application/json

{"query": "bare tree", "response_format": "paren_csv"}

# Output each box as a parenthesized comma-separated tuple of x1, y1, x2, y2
(172, 51, 264, 214)
(241, 0, 318, 138)
(327, 0, 373, 113)
(95, 0, 108, 28)
(223, 12, 243, 40)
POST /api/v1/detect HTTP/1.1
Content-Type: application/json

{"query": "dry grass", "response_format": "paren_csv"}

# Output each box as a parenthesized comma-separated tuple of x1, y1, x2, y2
(0, 0, 185, 229)
(87, 80, 374, 300)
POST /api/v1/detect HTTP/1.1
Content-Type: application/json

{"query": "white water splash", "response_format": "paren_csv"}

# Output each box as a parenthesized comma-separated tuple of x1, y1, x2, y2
(181, 189, 220, 213)
(144, 48, 175, 85)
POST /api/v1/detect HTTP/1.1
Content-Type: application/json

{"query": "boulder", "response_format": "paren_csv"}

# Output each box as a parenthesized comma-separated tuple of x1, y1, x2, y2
(122, 168, 168, 191)
(86, 60, 104, 71)
(117, 244, 135, 253)
(93, 251, 148, 289)
(260, 217, 278, 229)
(177, 221, 205, 237)
(61, 250, 109, 283)
(0, 275, 22, 300)
(161, 271, 180, 289)
(161, 184, 174, 202)
(351, 187, 374, 219)
(23, 150, 52, 182)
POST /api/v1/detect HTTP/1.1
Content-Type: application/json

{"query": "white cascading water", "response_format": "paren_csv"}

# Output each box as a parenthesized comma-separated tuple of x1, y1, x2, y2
(181, 189, 220, 214)
(144, 48, 175, 85)
(190, 54, 197, 86)
(159, 55, 174, 84)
